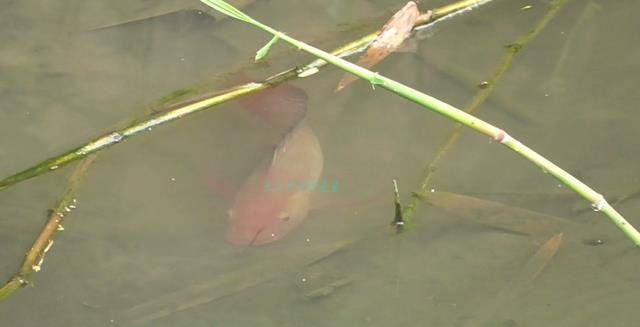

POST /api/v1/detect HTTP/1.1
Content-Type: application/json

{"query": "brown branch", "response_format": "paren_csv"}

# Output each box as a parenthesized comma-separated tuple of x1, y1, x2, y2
(0, 155, 97, 301)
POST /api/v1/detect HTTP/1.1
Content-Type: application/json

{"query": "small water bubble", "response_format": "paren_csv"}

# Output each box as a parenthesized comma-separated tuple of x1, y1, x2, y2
(69, 204, 77, 209)
(73, 198, 77, 203)
(591, 203, 604, 212)
(57, 225, 65, 231)
(557, 184, 563, 188)
(430, 189, 435, 193)
(147, 127, 153, 131)
(270, 233, 276, 238)
(64, 206, 71, 212)
(305, 238, 311, 243)
(544, 93, 549, 97)
(170, 177, 176, 182)
(301, 277, 307, 283)
(179, 57, 185, 62)
(50, 165, 59, 171)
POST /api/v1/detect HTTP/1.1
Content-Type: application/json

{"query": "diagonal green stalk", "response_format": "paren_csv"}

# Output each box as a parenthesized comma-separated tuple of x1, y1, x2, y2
(201, 0, 640, 246)
(402, 0, 571, 225)
(0, 0, 477, 192)
(0, 1, 516, 302)
(0, 84, 266, 192)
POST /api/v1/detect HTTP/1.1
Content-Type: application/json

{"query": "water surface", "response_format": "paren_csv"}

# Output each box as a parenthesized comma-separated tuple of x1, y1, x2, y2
(1, 0, 639, 326)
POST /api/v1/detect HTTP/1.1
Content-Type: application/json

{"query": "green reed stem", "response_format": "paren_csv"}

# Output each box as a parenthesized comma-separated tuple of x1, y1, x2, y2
(403, 0, 570, 225)
(0, 0, 510, 301)
(0, 0, 475, 192)
(200, 0, 640, 246)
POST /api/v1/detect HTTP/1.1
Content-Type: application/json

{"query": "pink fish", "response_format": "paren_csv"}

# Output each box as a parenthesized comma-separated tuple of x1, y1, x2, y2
(238, 81, 308, 129)
(226, 123, 323, 245)
(225, 84, 324, 245)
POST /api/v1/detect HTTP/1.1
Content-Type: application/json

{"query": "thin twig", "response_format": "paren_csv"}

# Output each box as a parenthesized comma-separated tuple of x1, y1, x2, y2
(0, 155, 96, 301)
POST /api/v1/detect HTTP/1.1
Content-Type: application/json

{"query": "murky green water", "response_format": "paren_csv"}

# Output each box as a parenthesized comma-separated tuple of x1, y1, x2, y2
(1, 0, 639, 326)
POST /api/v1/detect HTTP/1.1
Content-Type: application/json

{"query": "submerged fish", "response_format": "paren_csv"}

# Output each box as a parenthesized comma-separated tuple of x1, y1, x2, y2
(226, 84, 323, 245)
(238, 82, 308, 129)
(226, 123, 324, 245)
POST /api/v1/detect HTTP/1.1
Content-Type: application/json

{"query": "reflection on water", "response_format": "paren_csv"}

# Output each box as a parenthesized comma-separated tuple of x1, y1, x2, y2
(1, 0, 640, 326)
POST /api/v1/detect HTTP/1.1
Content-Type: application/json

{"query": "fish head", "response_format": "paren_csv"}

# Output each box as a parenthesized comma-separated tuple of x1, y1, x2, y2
(225, 187, 311, 246)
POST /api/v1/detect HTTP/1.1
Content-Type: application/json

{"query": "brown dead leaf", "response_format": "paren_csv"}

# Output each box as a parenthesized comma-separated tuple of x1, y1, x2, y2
(519, 233, 564, 283)
(420, 191, 572, 236)
(462, 233, 564, 326)
(335, 1, 424, 91)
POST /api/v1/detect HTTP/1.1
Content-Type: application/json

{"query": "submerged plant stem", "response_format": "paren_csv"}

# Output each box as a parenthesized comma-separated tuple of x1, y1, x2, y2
(0, 0, 486, 299)
(201, 0, 640, 245)
(403, 0, 570, 224)
(0, 0, 518, 301)
(0, 0, 477, 192)
(0, 156, 96, 301)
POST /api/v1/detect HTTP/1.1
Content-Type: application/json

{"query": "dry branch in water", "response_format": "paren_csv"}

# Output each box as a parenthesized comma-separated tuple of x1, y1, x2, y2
(335, 1, 423, 91)
(0, 156, 96, 301)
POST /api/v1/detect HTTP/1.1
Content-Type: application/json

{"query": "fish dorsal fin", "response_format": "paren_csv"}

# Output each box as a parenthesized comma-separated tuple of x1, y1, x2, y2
(269, 123, 301, 167)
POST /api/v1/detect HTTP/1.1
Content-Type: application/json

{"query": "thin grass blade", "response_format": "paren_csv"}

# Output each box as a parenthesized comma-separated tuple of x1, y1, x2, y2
(200, 0, 254, 23)
(255, 35, 280, 61)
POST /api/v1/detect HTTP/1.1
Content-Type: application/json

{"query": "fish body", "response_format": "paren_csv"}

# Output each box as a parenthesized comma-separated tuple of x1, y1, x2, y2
(226, 122, 323, 245)
(239, 82, 308, 129)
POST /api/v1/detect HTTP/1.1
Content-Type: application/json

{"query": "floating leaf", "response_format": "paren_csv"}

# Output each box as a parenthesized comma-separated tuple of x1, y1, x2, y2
(336, 1, 422, 91)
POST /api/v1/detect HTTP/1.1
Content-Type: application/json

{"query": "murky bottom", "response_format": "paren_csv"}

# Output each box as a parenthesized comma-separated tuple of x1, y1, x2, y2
(1, 0, 640, 326)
